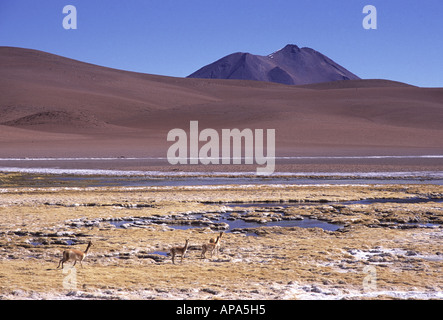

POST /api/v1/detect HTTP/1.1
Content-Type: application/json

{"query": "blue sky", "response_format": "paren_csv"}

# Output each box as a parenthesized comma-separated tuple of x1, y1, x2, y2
(1, 0, 442, 87)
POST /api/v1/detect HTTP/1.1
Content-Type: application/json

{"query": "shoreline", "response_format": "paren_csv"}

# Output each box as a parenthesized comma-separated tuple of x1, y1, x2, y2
(1, 170, 443, 188)
(1, 154, 443, 171)
(1, 155, 443, 183)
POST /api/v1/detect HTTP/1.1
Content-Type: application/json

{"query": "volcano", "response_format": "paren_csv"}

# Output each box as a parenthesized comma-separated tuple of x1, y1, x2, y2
(187, 44, 360, 85)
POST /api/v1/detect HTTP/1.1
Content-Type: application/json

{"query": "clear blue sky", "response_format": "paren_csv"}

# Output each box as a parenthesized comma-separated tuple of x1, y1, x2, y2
(1, 0, 442, 87)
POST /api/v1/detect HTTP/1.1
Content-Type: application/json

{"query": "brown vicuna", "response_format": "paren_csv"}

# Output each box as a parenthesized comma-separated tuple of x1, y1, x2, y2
(209, 232, 224, 255)
(57, 241, 92, 269)
(170, 239, 190, 264)
(201, 235, 220, 259)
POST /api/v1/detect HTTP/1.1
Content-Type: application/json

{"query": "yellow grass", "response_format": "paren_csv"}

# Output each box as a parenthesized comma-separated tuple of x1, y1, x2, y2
(0, 180, 442, 299)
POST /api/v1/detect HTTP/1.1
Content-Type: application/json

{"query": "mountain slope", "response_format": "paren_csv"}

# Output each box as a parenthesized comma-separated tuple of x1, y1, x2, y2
(1, 46, 442, 159)
(188, 44, 360, 85)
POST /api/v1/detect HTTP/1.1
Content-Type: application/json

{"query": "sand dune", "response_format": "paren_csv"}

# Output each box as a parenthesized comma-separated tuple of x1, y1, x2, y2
(1, 46, 443, 162)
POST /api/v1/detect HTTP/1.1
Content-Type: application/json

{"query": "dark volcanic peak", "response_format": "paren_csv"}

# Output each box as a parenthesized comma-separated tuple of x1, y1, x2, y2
(188, 44, 360, 85)
(268, 44, 301, 57)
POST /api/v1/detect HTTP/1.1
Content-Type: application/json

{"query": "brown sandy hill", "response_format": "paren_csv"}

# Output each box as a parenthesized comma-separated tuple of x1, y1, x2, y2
(298, 79, 415, 90)
(1, 47, 442, 159)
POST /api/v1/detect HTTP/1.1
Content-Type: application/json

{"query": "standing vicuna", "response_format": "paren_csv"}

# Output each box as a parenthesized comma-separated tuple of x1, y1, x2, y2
(170, 239, 190, 264)
(201, 235, 221, 260)
(57, 241, 92, 269)
(209, 232, 224, 256)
